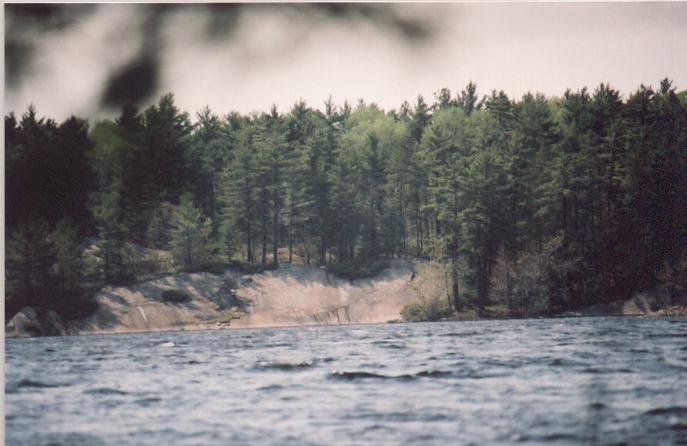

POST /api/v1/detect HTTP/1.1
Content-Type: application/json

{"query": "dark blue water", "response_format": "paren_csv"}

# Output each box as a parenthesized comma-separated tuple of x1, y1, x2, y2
(5, 317, 687, 445)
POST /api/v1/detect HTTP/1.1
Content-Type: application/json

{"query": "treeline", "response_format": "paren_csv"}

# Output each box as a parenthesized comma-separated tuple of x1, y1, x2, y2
(5, 80, 687, 320)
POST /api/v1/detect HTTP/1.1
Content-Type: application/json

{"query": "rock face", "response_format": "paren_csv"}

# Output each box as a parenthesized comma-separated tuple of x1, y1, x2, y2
(7, 261, 419, 336)
(56, 261, 417, 335)
(66, 272, 233, 335)
(5, 307, 67, 337)
(231, 260, 418, 328)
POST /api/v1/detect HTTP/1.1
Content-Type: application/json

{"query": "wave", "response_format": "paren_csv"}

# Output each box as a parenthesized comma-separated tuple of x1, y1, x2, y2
(263, 342, 293, 348)
(583, 367, 634, 374)
(588, 402, 607, 410)
(257, 384, 284, 391)
(329, 369, 452, 381)
(13, 379, 69, 390)
(344, 411, 452, 423)
(645, 333, 687, 341)
(254, 360, 314, 371)
(414, 370, 452, 378)
(644, 406, 687, 416)
(371, 341, 407, 350)
(84, 388, 129, 396)
(134, 397, 162, 407)
(439, 331, 481, 337)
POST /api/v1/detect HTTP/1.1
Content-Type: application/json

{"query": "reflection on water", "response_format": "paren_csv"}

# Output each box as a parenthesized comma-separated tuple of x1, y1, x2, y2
(5, 317, 687, 445)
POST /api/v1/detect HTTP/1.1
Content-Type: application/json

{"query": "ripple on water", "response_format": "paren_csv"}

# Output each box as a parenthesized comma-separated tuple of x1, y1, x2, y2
(344, 410, 452, 423)
(263, 342, 292, 348)
(133, 397, 162, 407)
(84, 388, 129, 396)
(643, 406, 687, 417)
(588, 402, 607, 410)
(549, 358, 585, 367)
(647, 332, 687, 338)
(253, 360, 315, 371)
(439, 331, 481, 337)
(10, 379, 70, 391)
(5, 318, 687, 445)
(371, 340, 407, 350)
(582, 367, 634, 375)
(329, 369, 452, 381)
(257, 384, 284, 392)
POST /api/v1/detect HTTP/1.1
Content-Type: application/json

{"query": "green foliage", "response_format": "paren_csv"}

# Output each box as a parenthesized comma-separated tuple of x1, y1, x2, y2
(169, 192, 213, 271)
(50, 220, 98, 320)
(401, 297, 452, 322)
(404, 260, 461, 321)
(5, 78, 686, 320)
(5, 108, 94, 231)
(5, 221, 55, 318)
(90, 172, 129, 284)
(5, 220, 98, 321)
(490, 239, 561, 318)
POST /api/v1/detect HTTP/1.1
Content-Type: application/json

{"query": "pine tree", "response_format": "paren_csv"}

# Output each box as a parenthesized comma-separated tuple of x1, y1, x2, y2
(456, 81, 485, 116)
(220, 117, 259, 262)
(51, 219, 97, 319)
(91, 173, 128, 284)
(189, 106, 232, 235)
(5, 221, 55, 316)
(170, 192, 212, 270)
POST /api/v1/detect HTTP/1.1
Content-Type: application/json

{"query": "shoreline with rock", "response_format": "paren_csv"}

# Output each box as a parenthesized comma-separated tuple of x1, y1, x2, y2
(6, 260, 419, 338)
(6, 259, 685, 338)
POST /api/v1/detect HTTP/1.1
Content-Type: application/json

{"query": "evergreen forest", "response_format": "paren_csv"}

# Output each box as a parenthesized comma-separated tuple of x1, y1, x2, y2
(5, 80, 687, 321)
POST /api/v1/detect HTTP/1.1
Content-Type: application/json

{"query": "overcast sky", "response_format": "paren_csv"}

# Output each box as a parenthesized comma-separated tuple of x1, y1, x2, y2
(5, 2, 687, 121)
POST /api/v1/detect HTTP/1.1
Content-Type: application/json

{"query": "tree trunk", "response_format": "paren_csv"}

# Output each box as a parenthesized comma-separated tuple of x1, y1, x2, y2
(273, 202, 279, 264)
(451, 240, 461, 312)
(261, 187, 267, 265)
(246, 230, 253, 263)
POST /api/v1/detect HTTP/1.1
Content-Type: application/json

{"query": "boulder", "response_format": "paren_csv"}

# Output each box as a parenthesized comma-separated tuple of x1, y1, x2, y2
(5, 307, 67, 337)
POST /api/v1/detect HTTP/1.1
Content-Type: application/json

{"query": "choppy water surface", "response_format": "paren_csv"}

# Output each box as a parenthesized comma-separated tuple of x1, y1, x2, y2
(6, 317, 687, 445)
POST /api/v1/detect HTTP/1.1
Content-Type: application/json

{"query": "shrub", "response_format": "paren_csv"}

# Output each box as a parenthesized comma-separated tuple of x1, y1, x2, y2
(401, 296, 452, 322)
(400, 302, 426, 322)
(162, 289, 191, 303)
(490, 238, 569, 317)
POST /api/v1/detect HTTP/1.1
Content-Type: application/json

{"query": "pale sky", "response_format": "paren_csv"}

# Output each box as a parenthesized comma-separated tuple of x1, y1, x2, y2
(5, 2, 687, 121)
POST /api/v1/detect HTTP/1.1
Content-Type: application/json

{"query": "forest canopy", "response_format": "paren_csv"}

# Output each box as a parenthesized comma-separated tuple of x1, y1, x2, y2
(5, 80, 687, 321)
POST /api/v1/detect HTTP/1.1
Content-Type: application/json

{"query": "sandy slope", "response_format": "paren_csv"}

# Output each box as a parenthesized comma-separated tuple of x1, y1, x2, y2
(231, 261, 417, 328)
(65, 260, 417, 335)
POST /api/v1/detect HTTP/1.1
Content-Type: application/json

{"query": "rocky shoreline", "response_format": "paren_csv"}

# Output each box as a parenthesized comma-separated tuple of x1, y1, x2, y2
(6, 260, 419, 338)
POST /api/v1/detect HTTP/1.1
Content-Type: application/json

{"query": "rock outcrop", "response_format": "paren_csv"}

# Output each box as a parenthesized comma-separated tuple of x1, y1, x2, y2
(40, 260, 419, 335)
(6, 307, 67, 337)
(558, 283, 686, 317)
(65, 272, 234, 335)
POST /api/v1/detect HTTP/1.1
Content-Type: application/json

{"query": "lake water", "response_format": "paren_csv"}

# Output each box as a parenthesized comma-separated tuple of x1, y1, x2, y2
(5, 317, 687, 445)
